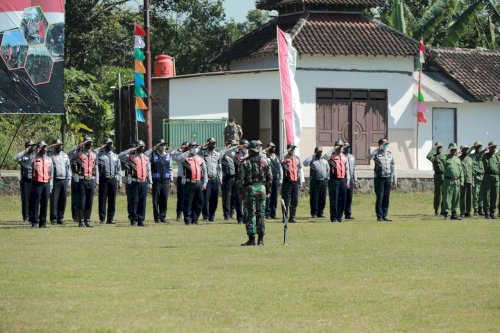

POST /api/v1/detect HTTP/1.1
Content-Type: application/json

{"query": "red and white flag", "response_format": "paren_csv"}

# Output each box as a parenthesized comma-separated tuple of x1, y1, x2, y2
(277, 27, 302, 148)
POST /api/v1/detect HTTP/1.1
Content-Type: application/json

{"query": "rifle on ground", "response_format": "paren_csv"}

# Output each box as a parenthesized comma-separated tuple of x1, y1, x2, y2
(281, 198, 288, 245)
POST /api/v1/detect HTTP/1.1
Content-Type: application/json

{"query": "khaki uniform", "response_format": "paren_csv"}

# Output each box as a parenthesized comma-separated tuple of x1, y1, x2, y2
(443, 153, 463, 218)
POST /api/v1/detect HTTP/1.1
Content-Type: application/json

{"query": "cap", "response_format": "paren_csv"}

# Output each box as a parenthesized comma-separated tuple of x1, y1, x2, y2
(448, 142, 456, 148)
(83, 135, 93, 143)
(267, 142, 276, 148)
(334, 140, 344, 147)
(488, 141, 497, 148)
(256, 140, 263, 146)
(449, 143, 458, 150)
(206, 138, 217, 144)
(344, 142, 350, 147)
(473, 141, 482, 147)
(378, 138, 389, 145)
(181, 141, 189, 146)
(314, 146, 323, 153)
(52, 139, 63, 146)
(287, 143, 297, 150)
(460, 144, 469, 150)
(189, 142, 198, 148)
(136, 140, 146, 147)
(435, 141, 443, 148)
(25, 140, 35, 148)
(240, 139, 249, 146)
(155, 139, 167, 146)
(37, 140, 47, 147)
(103, 138, 113, 145)
(248, 141, 260, 153)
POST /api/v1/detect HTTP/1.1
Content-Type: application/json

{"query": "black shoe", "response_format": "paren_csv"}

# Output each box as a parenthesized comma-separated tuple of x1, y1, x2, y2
(317, 215, 324, 218)
(473, 209, 478, 216)
(237, 220, 243, 224)
(345, 216, 354, 220)
(84, 221, 94, 228)
(257, 234, 264, 246)
(106, 220, 115, 224)
(23, 219, 29, 224)
(138, 221, 146, 227)
(311, 215, 317, 218)
(31, 223, 38, 228)
(192, 221, 198, 225)
(485, 215, 491, 220)
(176, 213, 182, 222)
(265, 215, 270, 219)
(331, 218, 336, 222)
(337, 218, 342, 223)
(154, 220, 160, 223)
(434, 210, 439, 216)
(377, 218, 383, 222)
(203, 218, 208, 221)
(382, 217, 392, 222)
(224, 216, 230, 221)
(478, 209, 484, 216)
(57, 220, 64, 225)
(51, 220, 57, 225)
(209, 218, 214, 222)
(241, 235, 256, 246)
(160, 219, 166, 223)
(464, 213, 471, 218)
(450, 215, 462, 220)
(131, 221, 138, 226)
(79, 222, 86, 228)
(100, 220, 105, 224)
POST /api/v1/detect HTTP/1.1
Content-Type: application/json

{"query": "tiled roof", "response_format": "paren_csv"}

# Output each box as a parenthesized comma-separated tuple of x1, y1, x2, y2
(256, 0, 386, 10)
(428, 48, 500, 102)
(212, 13, 419, 63)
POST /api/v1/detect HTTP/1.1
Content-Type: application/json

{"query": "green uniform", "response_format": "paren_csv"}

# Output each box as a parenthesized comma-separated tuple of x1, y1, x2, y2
(443, 153, 463, 217)
(459, 153, 473, 216)
(470, 152, 485, 213)
(427, 148, 446, 214)
(480, 152, 499, 217)
(224, 124, 242, 143)
(237, 155, 272, 237)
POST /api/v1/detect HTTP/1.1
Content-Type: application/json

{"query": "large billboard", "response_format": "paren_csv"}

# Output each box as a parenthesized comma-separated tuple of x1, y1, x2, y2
(0, 0, 64, 114)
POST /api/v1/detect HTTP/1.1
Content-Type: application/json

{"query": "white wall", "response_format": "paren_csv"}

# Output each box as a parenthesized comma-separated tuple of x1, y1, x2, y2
(417, 102, 500, 170)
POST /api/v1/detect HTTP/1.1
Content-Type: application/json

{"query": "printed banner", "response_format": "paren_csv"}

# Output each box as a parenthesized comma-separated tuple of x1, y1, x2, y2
(0, 0, 64, 114)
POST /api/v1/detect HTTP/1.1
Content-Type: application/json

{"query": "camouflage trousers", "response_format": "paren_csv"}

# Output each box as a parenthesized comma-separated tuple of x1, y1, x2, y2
(244, 184, 266, 236)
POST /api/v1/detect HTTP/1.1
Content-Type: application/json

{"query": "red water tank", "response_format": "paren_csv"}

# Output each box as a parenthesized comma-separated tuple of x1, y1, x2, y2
(154, 55, 176, 78)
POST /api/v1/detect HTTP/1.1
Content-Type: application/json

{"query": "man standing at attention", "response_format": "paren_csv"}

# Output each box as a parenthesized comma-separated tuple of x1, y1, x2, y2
(146, 139, 173, 223)
(442, 144, 464, 220)
(368, 138, 397, 222)
(49, 139, 71, 225)
(97, 138, 121, 225)
(303, 146, 329, 219)
(281, 144, 304, 223)
(470, 141, 485, 216)
(480, 141, 499, 219)
(426, 142, 446, 216)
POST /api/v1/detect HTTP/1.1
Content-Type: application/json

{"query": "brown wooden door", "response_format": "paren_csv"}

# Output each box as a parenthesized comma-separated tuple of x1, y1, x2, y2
(242, 99, 260, 141)
(367, 100, 388, 148)
(351, 101, 368, 165)
(316, 101, 350, 146)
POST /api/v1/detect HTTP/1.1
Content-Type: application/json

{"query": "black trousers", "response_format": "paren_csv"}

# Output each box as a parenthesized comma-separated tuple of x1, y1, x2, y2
(310, 179, 327, 217)
(129, 181, 148, 223)
(203, 178, 220, 220)
(374, 177, 392, 219)
(50, 179, 68, 222)
(126, 182, 132, 221)
(71, 179, 78, 221)
(222, 175, 235, 218)
(345, 180, 354, 218)
(281, 180, 299, 211)
(183, 181, 203, 223)
(152, 179, 170, 221)
(98, 178, 118, 222)
(29, 181, 50, 225)
(328, 178, 346, 220)
(176, 176, 183, 215)
(266, 178, 280, 218)
(76, 179, 95, 222)
(20, 177, 31, 221)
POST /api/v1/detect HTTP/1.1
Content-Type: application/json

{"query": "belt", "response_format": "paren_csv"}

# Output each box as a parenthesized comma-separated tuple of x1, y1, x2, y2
(153, 172, 170, 179)
(445, 176, 459, 180)
(78, 176, 95, 180)
(186, 179, 201, 183)
(131, 178, 147, 183)
(100, 175, 116, 179)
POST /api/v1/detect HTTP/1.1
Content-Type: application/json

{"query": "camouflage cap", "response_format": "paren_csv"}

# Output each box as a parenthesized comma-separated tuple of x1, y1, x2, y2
(488, 141, 497, 148)
(449, 143, 458, 150)
(435, 141, 443, 148)
(473, 141, 482, 147)
(448, 142, 457, 148)
(248, 141, 260, 153)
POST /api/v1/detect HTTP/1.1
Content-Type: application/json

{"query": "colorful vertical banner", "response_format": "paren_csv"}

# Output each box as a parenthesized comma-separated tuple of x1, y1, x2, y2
(134, 23, 146, 123)
(417, 38, 428, 124)
(277, 27, 302, 147)
(0, 0, 65, 114)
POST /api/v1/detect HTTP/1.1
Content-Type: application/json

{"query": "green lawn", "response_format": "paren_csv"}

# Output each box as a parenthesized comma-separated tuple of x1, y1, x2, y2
(0, 193, 499, 332)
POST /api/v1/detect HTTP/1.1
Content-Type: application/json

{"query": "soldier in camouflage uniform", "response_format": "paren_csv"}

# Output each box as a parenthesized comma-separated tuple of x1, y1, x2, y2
(224, 117, 243, 143)
(480, 141, 499, 219)
(459, 145, 473, 218)
(442, 143, 464, 220)
(426, 142, 446, 216)
(238, 141, 272, 246)
(470, 141, 485, 215)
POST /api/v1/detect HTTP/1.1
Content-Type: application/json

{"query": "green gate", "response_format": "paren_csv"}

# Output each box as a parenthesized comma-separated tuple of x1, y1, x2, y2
(162, 119, 227, 150)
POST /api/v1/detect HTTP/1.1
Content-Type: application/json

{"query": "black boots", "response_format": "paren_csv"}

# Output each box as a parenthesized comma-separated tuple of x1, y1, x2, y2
(289, 207, 297, 223)
(176, 212, 182, 222)
(241, 234, 256, 246)
(257, 234, 264, 246)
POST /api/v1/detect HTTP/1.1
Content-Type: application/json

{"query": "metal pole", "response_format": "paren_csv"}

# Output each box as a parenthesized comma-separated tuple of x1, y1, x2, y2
(117, 73, 122, 151)
(144, 0, 153, 148)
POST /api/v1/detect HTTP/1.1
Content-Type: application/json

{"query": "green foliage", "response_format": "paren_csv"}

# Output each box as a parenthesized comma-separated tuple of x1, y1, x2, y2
(389, 0, 407, 33)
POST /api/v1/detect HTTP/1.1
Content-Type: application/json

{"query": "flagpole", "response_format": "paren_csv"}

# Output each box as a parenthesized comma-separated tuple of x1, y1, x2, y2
(144, 0, 153, 148)
(277, 26, 285, 156)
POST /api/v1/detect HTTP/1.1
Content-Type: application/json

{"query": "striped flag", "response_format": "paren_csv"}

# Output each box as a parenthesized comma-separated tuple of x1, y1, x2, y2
(277, 27, 302, 148)
(417, 38, 428, 124)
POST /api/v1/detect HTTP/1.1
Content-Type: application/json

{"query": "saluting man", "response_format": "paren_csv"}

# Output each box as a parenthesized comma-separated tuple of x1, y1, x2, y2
(199, 138, 222, 221)
(442, 144, 463, 220)
(97, 138, 121, 225)
(49, 139, 71, 225)
(281, 143, 304, 223)
(426, 141, 446, 216)
(480, 141, 499, 219)
(146, 139, 173, 223)
(368, 138, 397, 222)
(238, 141, 272, 246)
(68, 136, 98, 228)
(13, 140, 36, 223)
(303, 146, 329, 219)
(459, 145, 473, 218)
(171, 141, 189, 222)
(29, 141, 54, 228)
(327, 140, 350, 223)
(265, 142, 282, 220)
(232, 139, 250, 224)
(220, 140, 238, 221)
(470, 141, 485, 215)
(119, 140, 152, 226)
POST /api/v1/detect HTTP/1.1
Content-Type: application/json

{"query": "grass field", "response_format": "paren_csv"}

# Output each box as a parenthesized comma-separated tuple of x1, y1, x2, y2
(0, 192, 499, 332)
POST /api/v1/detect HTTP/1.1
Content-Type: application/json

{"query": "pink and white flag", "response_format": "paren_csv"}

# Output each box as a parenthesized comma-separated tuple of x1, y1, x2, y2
(277, 27, 302, 148)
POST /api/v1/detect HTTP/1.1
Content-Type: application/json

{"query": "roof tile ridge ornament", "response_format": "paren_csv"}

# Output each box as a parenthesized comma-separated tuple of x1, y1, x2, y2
(289, 11, 310, 41)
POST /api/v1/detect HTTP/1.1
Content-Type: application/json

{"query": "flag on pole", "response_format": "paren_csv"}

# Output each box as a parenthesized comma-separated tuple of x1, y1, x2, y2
(135, 97, 148, 110)
(135, 73, 145, 86)
(134, 48, 145, 61)
(136, 109, 146, 122)
(134, 35, 145, 48)
(277, 27, 302, 147)
(135, 60, 146, 73)
(417, 38, 428, 124)
(134, 23, 146, 37)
